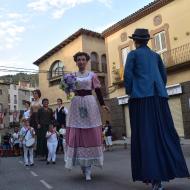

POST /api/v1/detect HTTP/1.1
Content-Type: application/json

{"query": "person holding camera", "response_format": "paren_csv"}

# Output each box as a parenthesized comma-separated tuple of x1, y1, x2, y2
(20, 118, 35, 166)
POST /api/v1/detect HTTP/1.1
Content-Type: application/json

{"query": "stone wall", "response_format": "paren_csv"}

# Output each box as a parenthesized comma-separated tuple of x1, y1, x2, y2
(104, 98, 125, 139)
(181, 81, 190, 138)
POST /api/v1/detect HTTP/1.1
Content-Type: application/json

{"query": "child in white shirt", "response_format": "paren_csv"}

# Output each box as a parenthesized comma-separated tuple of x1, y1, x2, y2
(46, 125, 58, 164)
(12, 126, 20, 156)
(20, 118, 35, 166)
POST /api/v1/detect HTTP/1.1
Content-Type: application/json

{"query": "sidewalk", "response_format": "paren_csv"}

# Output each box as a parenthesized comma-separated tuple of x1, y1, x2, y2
(113, 138, 190, 146)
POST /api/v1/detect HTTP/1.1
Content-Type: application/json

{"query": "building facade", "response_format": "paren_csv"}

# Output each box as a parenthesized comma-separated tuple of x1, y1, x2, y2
(102, 0, 190, 138)
(0, 81, 9, 128)
(33, 29, 108, 117)
(8, 83, 19, 123)
(18, 81, 35, 114)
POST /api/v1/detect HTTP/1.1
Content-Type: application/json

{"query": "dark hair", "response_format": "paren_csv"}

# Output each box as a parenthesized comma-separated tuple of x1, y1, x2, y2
(106, 120, 110, 124)
(134, 39, 148, 46)
(33, 89, 41, 98)
(57, 98, 62, 104)
(25, 100, 31, 106)
(73, 52, 90, 62)
(42, 98, 49, 104)
(22, 118, 30, 122)
(122, 133, 126, 136)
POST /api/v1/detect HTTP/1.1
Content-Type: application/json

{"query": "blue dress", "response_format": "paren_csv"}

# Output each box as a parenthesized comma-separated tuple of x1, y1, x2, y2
(124, 45, 189, 181)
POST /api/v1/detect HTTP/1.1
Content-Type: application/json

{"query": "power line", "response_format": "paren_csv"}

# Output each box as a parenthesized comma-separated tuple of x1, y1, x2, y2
(0, 66, 39, 71)
(0, 66, 70, 74)
(0, 69, 39, 74)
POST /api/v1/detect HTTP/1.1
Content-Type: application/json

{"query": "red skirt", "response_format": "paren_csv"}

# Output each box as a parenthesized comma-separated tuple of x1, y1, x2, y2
(65, 126, 103, 169)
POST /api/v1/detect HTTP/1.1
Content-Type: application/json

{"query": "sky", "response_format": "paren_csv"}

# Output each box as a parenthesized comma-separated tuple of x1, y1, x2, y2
(0, 0, 153, 76)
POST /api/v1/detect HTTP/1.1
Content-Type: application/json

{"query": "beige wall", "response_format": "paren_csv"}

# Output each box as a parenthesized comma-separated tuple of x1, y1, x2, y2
(105, 0, 190, 98)
(39, 36, 82, 107)
(167, 69, 190, 85)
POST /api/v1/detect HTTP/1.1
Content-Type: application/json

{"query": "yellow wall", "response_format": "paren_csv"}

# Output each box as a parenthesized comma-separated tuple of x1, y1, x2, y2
(167, 69, 190, 85)
(39, 36, 82, 107)
(105, 0, 190, 98)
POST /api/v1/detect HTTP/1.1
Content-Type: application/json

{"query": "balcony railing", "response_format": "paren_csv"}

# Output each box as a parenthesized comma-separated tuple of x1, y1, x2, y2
(161, 43, 190, 67)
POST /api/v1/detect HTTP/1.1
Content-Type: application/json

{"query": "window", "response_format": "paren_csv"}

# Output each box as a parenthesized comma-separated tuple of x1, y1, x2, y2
(0, 89, 2, 95)
(14, 95, 17, 104)
(121, 46, 130, 67)
(154, 31, 167, 53)
(101, 54, 107, 73)
(98, 76, 107, 97)
(8, 94, 10, 103)
(51, 60, 64, 78)
(91, 52, 99, 72)
(24, 91, 29, 96)
(14, 85, 17, 90)
(14, 105, 17, 111)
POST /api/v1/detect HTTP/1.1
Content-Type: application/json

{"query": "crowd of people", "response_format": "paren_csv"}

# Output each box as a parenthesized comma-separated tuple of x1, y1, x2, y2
(1, 28, 190, 190)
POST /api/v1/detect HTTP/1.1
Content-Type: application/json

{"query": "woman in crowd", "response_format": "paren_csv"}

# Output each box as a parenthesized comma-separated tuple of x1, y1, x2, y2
(65, 52, 109, 181)
(30, 89, 42, 131)
(37, 98, 54, 160)
(23, 101, 31, 119)
(30, 89, 42, 158)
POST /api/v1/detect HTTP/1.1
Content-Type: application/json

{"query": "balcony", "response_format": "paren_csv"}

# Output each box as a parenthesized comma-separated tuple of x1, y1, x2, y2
(162, 43, 190, 70)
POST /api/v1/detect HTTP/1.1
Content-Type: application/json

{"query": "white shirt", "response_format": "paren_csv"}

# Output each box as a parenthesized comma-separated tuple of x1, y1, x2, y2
(46, 132, 58, 143)
(23, 110, 30, 119)
(54, 106, 68, 120)
(12, 132, 20, 144)
(20, 127, 35, 145)
(59, 128, 66, 136)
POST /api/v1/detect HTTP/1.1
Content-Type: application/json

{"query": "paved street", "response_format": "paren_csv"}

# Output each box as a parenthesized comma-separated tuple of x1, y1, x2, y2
(0, 145, 190, 190)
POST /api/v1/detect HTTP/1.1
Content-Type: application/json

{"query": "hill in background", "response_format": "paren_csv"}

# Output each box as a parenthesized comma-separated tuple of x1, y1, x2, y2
(0, 73, 39, 87)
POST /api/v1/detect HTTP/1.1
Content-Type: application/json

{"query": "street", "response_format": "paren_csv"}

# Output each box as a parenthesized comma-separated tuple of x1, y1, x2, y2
(0, 146, 190, 190)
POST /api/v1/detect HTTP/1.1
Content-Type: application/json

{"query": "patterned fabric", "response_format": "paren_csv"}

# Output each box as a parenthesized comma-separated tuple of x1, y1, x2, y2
(68, 95, 102, 128)
(65, 146, 103, 169)
(65, 127, 103, 169)
(65, 72, 103, 169)
(74, 71, 101, 91)
(68, 71, 102, 129)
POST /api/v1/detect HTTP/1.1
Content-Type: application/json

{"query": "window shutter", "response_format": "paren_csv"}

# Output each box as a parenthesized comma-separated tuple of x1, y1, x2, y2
(160, 31, 166, 50)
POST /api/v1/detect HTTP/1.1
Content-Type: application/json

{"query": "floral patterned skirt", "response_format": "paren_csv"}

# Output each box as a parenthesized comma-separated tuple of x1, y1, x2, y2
(68, 95, 102, 129)
(65, 127, 103, 169)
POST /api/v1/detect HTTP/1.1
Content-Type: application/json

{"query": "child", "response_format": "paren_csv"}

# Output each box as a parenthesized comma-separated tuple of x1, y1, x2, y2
(122, 133, 127, 149)
(12, 126, 20, 156)
(20, 118, 35, 166)
(2, 133, 11, 157)
(46, 125, 58, 164)
(102, 126, 106, 152)
(104, 120, 113, 151)
(59, 125, 66, 161)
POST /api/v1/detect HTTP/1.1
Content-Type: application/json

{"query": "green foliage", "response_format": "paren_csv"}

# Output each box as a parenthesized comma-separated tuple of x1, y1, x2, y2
(0, 73, 39, 87)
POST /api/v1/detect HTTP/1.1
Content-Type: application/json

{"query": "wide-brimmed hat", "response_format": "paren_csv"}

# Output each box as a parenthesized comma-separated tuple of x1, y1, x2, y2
(129, 28, 152, 40)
